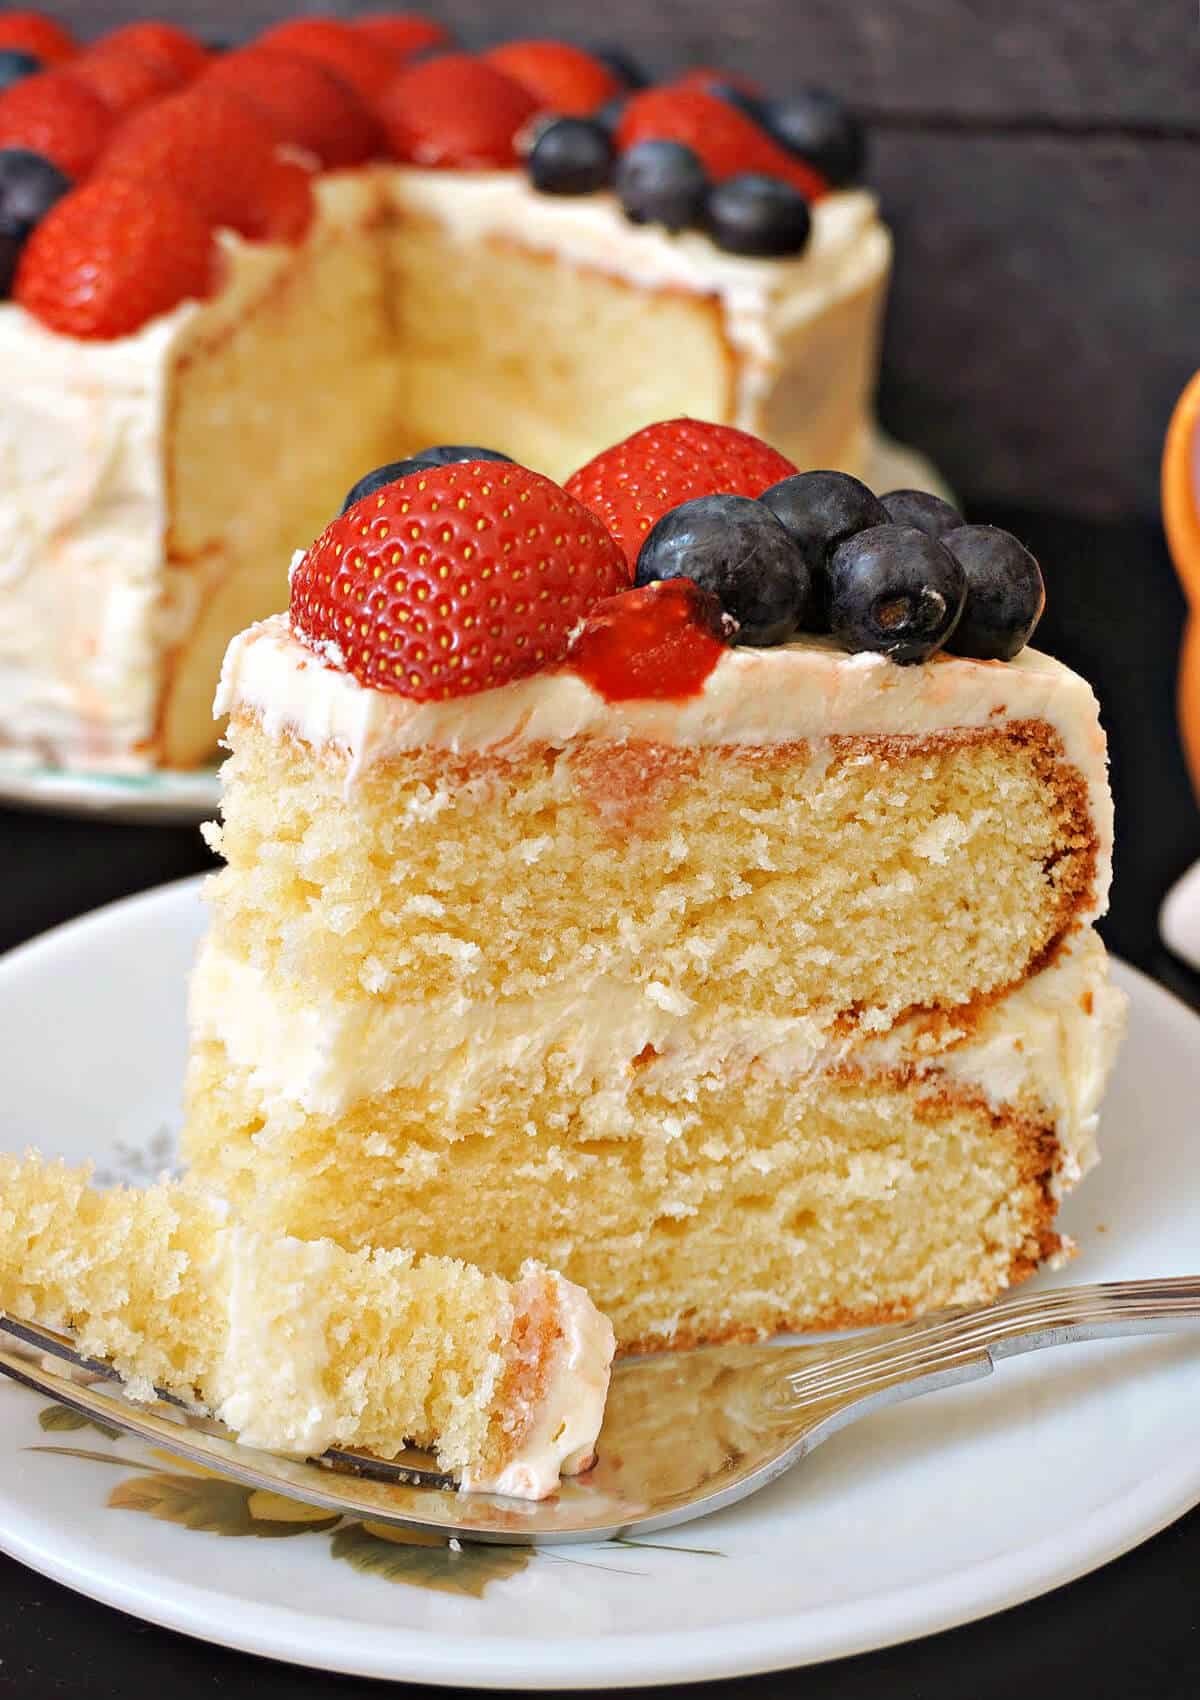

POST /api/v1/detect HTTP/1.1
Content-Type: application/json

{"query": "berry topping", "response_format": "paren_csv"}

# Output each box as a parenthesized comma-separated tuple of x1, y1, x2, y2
(340, 446, 513, 512)
(0, 71, 111, 179)
(828, 525, 966, 665)
(879, 488, 963, 540)
(940, 525, 1045, 661)
(378, 55, 541, 169)
(528, 116, 613, 194)
(566, 418, 796, 568)
(94, 22, 208, 82)
(635, 492, 809, 646)
(760, 89, 865, 188)
(99, 88, 314, 244)
(200, 49, 384, 169)
(593, 93, 627, 136)
(291, 460, 629, 701)
(352, 14, 452, 63)
(677, 66, 764, 98)
(255, 18, 401, 105)
(569, 577, 731, 701)
(64, 47, 180, 117)
(705, 172, 811, 257)
(760, 470, 888, 630)
(617, 86, 828, 201)
(484, 41, 620, 116)
(0, 13, 75, 66)
(589, 46, 650, 91)
(0, 48, 38, 92)
(0, 144, 67, 292)
(615, 139, 707, 231)
(14, 175, 215, 338)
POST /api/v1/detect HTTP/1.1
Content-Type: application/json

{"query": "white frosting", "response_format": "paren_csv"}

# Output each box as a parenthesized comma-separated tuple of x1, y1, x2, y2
(0, 166, 886, 772)
(217, 612, 1114, 902)
(461, 1267, 615, 1500)
(385, 170, 890, 432)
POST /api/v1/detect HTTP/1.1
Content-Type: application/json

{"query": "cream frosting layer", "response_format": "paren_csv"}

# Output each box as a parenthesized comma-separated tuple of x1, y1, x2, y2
(217, 612, 1115, 904)
(191, 925, 1124, 1192)
(462, 1266, 615, 1500)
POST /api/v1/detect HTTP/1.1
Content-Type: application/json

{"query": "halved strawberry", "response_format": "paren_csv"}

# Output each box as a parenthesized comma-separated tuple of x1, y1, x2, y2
(14, 175, 216, 338)
(353, 13, 451, 62)
(378, 54, 540, 169)
(565, 419, 797, 568)
(0, 11, 76, 65)
(254, 17, 401, 105)
(99, 87, 314, 244)
(569, 578, 730, 702)
(291, 460, 630, 700)
(483, 40, 619, 115)
(617, 85, 828, 200)
(0, 71, 111, 178)
(200, 48, 384, 168)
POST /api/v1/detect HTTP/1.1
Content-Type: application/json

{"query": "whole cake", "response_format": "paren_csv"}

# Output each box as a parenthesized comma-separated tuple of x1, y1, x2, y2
(0, 12, 890, 771)
(0, 1151, 614, 1496)
(182, 423, 1126, 1351)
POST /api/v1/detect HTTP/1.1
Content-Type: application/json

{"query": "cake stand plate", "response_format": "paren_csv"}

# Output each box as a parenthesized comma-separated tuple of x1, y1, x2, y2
(2, 877, 1198, 1689)
(0, 758, 219, 826)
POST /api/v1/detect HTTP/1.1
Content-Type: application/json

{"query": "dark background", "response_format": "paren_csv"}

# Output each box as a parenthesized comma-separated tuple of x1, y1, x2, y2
(56, 0, 1200, 522)
(6, 2, 1200, 1695)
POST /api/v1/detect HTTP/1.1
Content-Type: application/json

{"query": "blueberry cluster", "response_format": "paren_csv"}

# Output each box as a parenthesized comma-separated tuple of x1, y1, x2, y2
(635, 473, 1045, 664)
(0, 146, 72, 295)
(526, 80, 863, 259)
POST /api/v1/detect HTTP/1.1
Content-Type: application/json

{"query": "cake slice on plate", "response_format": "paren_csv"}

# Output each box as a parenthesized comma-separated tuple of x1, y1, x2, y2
(0, 1153, 614, 1498)
(183, 425, 1126, 1350)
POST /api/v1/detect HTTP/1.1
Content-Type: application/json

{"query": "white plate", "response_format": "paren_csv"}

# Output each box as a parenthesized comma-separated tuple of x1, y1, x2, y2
(0, 438, 947, 828)
(1, 878, 1196, 1689)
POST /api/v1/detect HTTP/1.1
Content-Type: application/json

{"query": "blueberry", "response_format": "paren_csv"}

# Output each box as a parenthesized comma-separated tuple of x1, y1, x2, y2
(590, 45, 650, 89)
(341, 447, 513, 514)
(879, 488, 962, 540)
(761, 89, 866, 187)
(696, 78, 764, 122)
(940, 525, 1045, 661)
(615, 140, 708, 232)
(594, 94, 627, 137)
(0, 148, 72, 296)
(828, 525, 966, 664)
(635, 493, 811, 646)
(0, 49, 41, 93)
(705, 172, 811, 258)
(759, 470, 887, 629)
(527, 117, 613, 195)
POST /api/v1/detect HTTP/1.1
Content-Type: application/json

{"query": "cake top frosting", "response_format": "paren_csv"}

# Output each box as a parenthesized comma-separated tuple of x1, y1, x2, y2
(0, 10, 866, 338)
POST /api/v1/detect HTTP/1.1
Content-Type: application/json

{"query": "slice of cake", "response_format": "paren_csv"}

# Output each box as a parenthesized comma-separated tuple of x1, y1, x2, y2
(0, 16, 889, 772)
(182, 431, 1126, 1351)
(0, 1153, 614, 1498)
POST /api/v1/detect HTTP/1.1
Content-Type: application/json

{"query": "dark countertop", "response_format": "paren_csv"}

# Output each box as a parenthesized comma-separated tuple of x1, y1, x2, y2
(1, 509, 1198, 1697)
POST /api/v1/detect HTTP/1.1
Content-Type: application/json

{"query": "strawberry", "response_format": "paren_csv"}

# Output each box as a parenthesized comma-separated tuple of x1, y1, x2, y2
(65, 48, 181, 118)
(483, 40, 619, 116)
(565, 419, 797, 568)
(353, 13, 451, 62)
(290, 460, 630, 700)
(99, 88, 313, 245)
(254, 18, 400, 105)
(569, 578, 730, 702)
(201, 49, 383, 168)
(378, 54, 540, 169)
(0, 71, 111, 178)
(676, 66, 764, 97)
(93, 22, 209, 83)
(0, 11, 76, 65)
(617, 86, 828, 201)
(14, 176, 216, 338)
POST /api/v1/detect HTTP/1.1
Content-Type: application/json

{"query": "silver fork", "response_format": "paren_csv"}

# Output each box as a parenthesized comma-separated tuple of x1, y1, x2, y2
(3, 1275, 1199, 1545)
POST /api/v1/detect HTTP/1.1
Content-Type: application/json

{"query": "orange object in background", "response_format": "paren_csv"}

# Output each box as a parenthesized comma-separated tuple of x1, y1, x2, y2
(1162, 369, 1200, 799)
